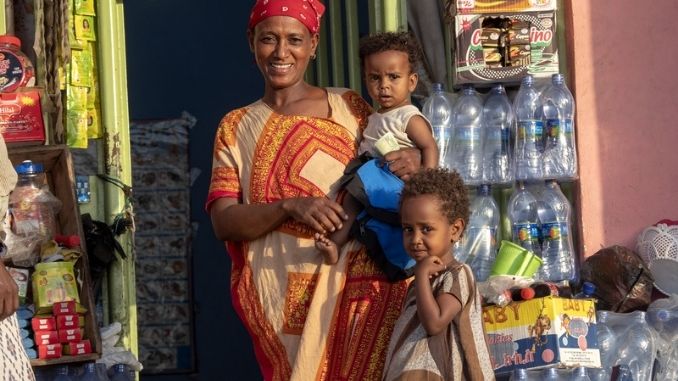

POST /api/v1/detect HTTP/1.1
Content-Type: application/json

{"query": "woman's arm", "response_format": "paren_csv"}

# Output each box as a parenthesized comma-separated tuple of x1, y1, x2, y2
(210, 196, 348, 242)
(414, 256, 462, 336)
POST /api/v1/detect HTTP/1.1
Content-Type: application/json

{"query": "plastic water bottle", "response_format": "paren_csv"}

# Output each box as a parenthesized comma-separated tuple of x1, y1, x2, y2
(513, 75, 543, 181)
(80, 363, 102, 381)
(575, 282, 596, 299)
(422, 83, 452, 168)
(615, 365, 634, 381)
(596, 311, 618, 374)
(449, 85, 483, 185)
(570, 367, 592, 381)
(53, 365, 74, 381)
(542, 73, 578, 180)
(538, 180, 575, 282)
(542, 367, 563, 381)
(461, 184, 499, 281)
(508, 181, 541, 258)
(482, 84, 515, 185)
(509, 368, 529, 381)
(109, 364, 131, 381)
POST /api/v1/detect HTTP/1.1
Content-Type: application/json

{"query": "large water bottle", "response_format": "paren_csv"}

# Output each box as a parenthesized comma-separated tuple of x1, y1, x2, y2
(570, 367, 592, 381)
(597, 311, 618, 375)
(53, 365, 74, 381)
(482, 84, 515, 185)
(80, 363, 103, 381)
(109, 364, 131, 381)
(538, 180, 575, 282)
(461, 184, 499, 281)
(615, 365, 634, 381)
(422, 83, 452, 168)
(513, 75, 543, 181)
(646, 296, 678, 381)
(542, 73, 578, 180)
(449, 85, 483, 185)
(508, 181, 542, 258)
(542, 367, 564, 381)
(509, 368, 529, 381)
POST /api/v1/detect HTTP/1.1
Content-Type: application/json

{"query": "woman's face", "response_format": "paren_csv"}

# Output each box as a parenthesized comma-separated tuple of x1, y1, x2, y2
(249, 16, 319, 90)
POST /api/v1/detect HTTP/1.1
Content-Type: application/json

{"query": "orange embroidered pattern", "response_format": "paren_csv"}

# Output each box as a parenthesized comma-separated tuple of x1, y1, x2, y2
(209, 166, 240, 196)
(216, 107, 247, 148)
(283, 272, 319, 335)
(250, 115, 357, 237)
(342, 90, 372, 136)
(320, 249, 408, 381)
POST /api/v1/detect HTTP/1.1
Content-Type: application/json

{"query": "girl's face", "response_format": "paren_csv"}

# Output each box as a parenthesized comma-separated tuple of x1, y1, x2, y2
(249, 16, 319, 90)
(401, 194, 463, 264)
(363, 50, 417, 113)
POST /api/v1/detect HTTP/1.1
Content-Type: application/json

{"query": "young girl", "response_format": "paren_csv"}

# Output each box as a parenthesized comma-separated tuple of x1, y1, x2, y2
(383, 168, 495, 381)
(315, 31, 438, 265)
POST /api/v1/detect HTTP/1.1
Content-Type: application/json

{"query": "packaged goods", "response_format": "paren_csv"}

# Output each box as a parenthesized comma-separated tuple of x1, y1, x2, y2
(0, 35, 35, 92)
(0, 89, 46, 144)
(31, 261, 80, 314)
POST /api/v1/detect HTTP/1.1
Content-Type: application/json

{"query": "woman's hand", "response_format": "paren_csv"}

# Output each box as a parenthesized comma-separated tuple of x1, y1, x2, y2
(383, 147, 422, 181)
(415, 256, 446, 280)
(282, 197, 348, 234)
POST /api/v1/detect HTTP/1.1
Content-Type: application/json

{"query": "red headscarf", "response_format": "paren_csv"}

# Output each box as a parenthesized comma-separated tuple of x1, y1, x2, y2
(248, 0, 325, 34)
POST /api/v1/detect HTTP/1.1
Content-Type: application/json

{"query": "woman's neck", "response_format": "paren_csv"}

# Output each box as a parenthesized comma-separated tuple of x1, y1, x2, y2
(262, 81, 313, 109)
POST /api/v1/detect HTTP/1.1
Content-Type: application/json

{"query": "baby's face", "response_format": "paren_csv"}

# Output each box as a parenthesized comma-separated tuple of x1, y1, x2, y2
(363, 50, 417, 113)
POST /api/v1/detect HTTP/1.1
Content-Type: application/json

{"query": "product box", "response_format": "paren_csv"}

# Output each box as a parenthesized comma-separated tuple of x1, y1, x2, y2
(38, 343, 62, 359)
(56, 314, 80, 330)
(63, 339, 92, 355)
(58, 328, 83, 343)
(0, 89, 45, 144)
(450, 0, 557, 15)
(31, 316, 56, 332)
(452, 11, 559, 86)
(33, 330, 59, 346)
(482, 296, 601, 375)
(53, 300, 78, 315)
(7, 267, 29, 303)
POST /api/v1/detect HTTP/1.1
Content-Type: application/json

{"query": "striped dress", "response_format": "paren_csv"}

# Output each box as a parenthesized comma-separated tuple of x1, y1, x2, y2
(383, 263, 495, 381)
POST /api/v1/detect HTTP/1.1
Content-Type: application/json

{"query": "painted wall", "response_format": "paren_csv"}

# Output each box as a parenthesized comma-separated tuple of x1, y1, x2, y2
(568, 1, 678, 256)
(124, 1, 262, 379)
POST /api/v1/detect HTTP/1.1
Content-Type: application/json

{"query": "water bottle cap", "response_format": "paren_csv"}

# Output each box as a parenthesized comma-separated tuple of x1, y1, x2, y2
(543, 368, 558, 375)
(582, 281, 596, 295)
(114, 363, 128, 372)
(84, 362, 96, 372)
(656, 309, 670, 321)
(552, 73, 565, 84)
(462, 86, 475, 95)
(521, 75, 533, 85)
(520, 287, 536, 300)
(492, 84, 505, 92)
(431, 83, 443, 92)
(478, 184, 491, 195)
(56, 365, 69, 375)
(15, 160, 44, 175)
(575, 367, 587, 375)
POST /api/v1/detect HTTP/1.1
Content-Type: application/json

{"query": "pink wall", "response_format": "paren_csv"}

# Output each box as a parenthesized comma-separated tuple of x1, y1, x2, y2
(568, 1, 678, 256)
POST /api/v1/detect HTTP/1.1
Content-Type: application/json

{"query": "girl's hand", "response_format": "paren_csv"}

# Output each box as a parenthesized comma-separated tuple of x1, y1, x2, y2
(282, 197, 348, 234)
(382, 147, 422, 181)
(415, 256, 447, 280)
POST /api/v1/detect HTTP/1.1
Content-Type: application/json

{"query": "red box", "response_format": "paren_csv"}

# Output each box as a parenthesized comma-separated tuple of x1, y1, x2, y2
(38, 344, 62, 359)
(53, 301, 77, 315)
(0, 89, 45, 144)
(33, 330, 59, 345)
(56, 314, 80, 330)
(63, 339, 92, 355)
(31, 316, 56, 331)
(58, 328, 83, 343)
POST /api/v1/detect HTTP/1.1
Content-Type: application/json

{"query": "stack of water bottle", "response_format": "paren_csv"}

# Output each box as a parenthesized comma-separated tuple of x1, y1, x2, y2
(34, 362, 134, 381)
(422, 74, 578, 283)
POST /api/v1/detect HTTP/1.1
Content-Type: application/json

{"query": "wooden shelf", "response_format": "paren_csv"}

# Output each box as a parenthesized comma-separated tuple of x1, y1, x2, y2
(30, 353, 100, 367)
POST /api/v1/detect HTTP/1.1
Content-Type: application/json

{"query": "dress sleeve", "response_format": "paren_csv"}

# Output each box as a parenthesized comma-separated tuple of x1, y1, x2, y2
(205, 108, 247, 212)
(341, 89, 373, 135)
(436, 265, 473, 307)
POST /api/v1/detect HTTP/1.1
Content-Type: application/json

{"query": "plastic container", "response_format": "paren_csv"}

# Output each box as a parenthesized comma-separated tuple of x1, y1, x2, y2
(541, 73, 578, 180)
(508, 181, 542, 259)
(0, 35, 35, 92)
(596, 310, 655, 381)
(53, 365, 74, 381)
(461, 184, 499, 281)
(636, 223, 678, 295)
(509, 368, 529, 381)
(570, 367, 591, 381)
(513, 75, 543, 181)
(5, 160, 62, 266)
(449, 85, 484, 185)
(538, 180, 576, 282)
(422, 83, 453, 168)
(109, 364, 132, 381)
(482, 83, 515, 185)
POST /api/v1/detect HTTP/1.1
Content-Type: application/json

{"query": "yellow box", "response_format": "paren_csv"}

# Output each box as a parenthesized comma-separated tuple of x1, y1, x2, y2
(482, 296, 601, 374)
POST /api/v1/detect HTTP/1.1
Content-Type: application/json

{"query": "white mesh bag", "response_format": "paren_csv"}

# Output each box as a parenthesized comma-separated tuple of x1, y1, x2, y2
(637, 223, 678, 295)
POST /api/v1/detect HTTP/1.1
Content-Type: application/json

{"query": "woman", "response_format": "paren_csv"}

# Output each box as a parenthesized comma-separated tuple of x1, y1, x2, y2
(207, 1, 421, 380)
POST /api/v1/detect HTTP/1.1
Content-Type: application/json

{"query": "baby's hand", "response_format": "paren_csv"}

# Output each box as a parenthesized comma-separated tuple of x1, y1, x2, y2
(415, 256, 446, 279)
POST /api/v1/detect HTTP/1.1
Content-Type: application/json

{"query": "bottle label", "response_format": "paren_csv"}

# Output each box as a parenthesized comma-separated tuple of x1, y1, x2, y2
(0, 50, 27, 92)
(466, 226, 498, 247)
(456, 126, 481, 143)
(545, 118, 574, 138)
(517, 120, 543, 150)
(541, 222, 569, 241)
(513, 223, 539, 245)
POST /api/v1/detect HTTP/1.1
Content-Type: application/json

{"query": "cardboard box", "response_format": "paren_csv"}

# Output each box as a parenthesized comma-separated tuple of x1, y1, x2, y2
(482, 296, 601, 375)
(58, 328, 83, 343)
(63, 339, 92, 355)
(31, 316, 56, 332)
(56, 314, 80, 330)
(0, 89, 46, 145)
(8, 145, 101, 365)
(452, 11, 559, 86)
(38, 343, 62, 359)
(33, 330, 59, 346)
(450, 0, 557, 15)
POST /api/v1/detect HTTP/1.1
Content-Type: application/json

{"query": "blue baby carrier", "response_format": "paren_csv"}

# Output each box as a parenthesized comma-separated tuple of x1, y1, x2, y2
(342, 156, 415, 281)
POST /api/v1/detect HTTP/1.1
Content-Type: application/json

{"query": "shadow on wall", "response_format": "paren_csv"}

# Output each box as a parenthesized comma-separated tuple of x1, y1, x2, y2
(124, 1, 263, 380)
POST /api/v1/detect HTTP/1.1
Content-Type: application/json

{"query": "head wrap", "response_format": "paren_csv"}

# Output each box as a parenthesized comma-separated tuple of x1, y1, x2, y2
(248, 0, 325, 34)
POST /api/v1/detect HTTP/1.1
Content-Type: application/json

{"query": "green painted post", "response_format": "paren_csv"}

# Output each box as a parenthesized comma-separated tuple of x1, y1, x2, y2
(345, 0, 361, 93)
(329, 0, 345, 86)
